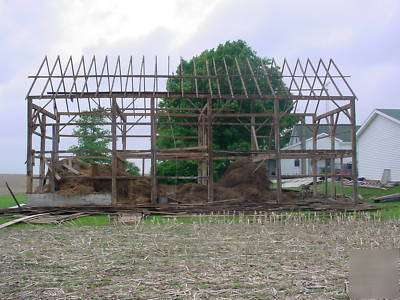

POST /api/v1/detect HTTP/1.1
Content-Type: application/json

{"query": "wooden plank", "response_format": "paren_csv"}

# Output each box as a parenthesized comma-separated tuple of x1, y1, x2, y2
(24, 213, 88, 224)
(5, 182, 21, 209)
(62, 163, 80, 175)
(45, 154, 61, 181)
(0, 213, 49, 229)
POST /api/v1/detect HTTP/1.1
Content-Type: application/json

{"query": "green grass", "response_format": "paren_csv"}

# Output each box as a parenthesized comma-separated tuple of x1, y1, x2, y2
(1, 184, 400, 227)
(288, 183, 400, 219)
(0, 194, 27, 209)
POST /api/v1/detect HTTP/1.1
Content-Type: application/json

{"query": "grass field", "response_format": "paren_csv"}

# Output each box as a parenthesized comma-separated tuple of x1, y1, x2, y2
(0, 194, 27, 209)
(1, 187, 400, 298)
(1, 214, 399, 298)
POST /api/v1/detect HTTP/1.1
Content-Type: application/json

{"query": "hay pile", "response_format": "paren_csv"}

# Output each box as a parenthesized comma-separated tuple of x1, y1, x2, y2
(43, 158, 150, 205)
(44, 157, 295, 204)
(172, 158, 296, 203)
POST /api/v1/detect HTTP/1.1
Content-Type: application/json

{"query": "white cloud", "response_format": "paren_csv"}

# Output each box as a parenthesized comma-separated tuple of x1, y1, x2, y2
(0, 0, 399, 173)
(49, 0, 224, 56)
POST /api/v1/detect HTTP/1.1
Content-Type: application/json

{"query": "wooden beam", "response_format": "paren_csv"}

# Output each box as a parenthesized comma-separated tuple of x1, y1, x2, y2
(32, 103, 57, 120)
(39, 115, 46, 189)
(30, 92, 357, 101)
(207, 98, 214, 202)
(150, 97, 157, 204)
(111, 98, 118, 205)
(315, 103, 351, 121)
(274, 98, 282, 203)
(26, 98, 33, 194)
(351, 99, 359, 202)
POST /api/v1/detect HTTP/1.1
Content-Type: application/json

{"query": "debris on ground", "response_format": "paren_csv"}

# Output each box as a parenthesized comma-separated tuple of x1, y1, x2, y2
(374, 193, 400, 203)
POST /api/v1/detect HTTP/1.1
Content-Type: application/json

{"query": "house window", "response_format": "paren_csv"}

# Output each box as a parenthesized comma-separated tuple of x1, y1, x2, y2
(294, 159, 300, 167)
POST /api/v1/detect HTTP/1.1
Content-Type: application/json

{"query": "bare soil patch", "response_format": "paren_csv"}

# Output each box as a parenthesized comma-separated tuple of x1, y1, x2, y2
(0, 214, 399, 298)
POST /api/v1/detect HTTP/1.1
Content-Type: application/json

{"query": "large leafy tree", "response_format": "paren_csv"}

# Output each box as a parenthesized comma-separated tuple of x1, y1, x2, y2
(69, 107, 139, 175)
(69, 108, 112, 164)
(157, 40, 297, 181)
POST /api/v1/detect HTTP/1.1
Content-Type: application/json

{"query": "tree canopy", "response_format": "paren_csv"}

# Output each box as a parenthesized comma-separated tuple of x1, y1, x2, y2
(156, 40, 297, 181)
(69, 107, 140, 175)
(69, 108, 112, 164)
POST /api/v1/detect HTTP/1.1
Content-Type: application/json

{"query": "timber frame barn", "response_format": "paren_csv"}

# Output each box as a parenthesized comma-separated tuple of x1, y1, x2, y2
(26, 56, 359, 204)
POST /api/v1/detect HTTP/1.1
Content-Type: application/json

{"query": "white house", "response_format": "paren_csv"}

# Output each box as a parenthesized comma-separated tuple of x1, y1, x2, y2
(281, 124, 357, 176)
(357, 109, 400, 182)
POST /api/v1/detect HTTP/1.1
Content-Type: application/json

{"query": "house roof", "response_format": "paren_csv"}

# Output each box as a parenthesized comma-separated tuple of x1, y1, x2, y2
(376, 109, 400, 122)
(292, 124, 360, 143)
(357, 109, 400, 137)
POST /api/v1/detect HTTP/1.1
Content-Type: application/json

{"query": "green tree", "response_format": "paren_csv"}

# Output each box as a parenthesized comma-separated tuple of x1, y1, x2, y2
(69, 108, 140, 174)
(69, 107, 112, 164)
(156, 40, 297, 181)
(125, 161, 140, 175)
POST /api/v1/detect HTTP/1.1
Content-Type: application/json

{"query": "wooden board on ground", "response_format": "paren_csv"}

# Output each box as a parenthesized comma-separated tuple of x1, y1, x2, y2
(24, 212, 88, 224)
(0, 213, 49, 229)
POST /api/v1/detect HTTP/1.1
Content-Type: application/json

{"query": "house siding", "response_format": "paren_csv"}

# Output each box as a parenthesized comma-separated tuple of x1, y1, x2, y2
(357, 114, 400, 181)
(281, 135, 352, 175)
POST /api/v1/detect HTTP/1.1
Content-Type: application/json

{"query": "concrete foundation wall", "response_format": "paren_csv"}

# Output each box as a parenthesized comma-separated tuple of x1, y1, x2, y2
(27, 193, 112, 207)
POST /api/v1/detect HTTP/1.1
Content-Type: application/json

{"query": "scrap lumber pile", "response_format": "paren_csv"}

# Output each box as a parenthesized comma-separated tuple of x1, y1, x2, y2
(0, 197, 381, 217)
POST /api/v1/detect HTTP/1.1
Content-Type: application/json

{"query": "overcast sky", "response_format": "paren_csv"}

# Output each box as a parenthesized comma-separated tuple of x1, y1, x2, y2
(0, 0, 399, 174)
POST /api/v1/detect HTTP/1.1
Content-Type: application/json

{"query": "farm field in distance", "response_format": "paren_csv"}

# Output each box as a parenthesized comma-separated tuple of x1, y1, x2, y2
(1, 214, 399, 298)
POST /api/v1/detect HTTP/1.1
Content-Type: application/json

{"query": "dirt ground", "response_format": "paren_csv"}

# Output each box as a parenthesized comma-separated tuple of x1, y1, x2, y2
(1, 214, 399, 299)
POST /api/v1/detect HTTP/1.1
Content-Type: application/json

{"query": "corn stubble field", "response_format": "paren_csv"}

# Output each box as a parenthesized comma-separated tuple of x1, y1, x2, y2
(1, 213, 399, 299)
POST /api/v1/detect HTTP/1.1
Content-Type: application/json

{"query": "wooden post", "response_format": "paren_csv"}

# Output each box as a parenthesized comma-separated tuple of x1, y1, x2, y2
(300, 118, 306, 175)
(350, 99, 359, 202)
(26, 97, 33, 194)
(39, 115, 46, 191)
(111, 98, 118, 204)
(207, 98, 214, 202)
(50, 124, 59, 193)
(121, 117, 127, 173)
(250, 116, 259, 155)
(142, 158, 145, 176)
(274, 99, 282, 203)
(312, 116, 318, 197)
(198, 111, 208, 185)
(324, 159, 328, 196)
(340, 156, 344, 195)
(330, 114, 336, 198)
(150, 97, 157, 204)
